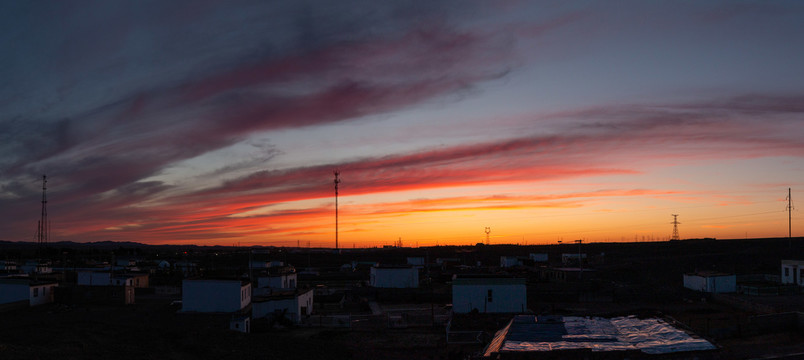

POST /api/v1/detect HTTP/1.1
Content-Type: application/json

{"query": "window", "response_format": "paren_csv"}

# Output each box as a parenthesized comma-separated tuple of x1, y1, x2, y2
(785, 268, 790, 277)
(33, 287, 39, 297)
(487, 289, 493, 303)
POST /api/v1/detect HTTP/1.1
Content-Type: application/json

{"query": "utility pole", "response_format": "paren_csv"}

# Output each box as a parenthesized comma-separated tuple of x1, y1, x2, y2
(38, 175, 48, 247)
(671, 214, 681, 241)
(787, 188, 794, 248)
(575, 239, 583, 279)
(334, 170, 340, 250)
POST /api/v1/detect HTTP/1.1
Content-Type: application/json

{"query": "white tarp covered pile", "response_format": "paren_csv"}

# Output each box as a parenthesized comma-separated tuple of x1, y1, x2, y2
(498, 315, 715, 354)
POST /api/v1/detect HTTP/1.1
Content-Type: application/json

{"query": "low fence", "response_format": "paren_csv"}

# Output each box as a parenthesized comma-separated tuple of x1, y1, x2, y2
(299, 313, 449, 329)
(711, 293, 776, 314)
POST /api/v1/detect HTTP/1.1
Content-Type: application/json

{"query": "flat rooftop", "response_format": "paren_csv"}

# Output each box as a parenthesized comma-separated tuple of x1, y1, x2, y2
(484, 315, 716, 358)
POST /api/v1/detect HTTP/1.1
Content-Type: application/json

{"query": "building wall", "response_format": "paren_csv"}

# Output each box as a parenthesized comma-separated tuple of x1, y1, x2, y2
(781, 261, 804, 286)
(29, 283, 57, 306)
(529, 253, 548, 262)
(0, 282, 57, 306)
(370, 267, 419, 288)
(452, 283, 527, 313)
(500, 257, 521, 268)
(683, 274, 736, 293)
(182, 280, 250, 313)
(257, 273, 297, 289)
(77, 271, 112, 286)
(0, 283, 30, 305)
(253, 297, 295, 320)
(253, 289, 314, 323)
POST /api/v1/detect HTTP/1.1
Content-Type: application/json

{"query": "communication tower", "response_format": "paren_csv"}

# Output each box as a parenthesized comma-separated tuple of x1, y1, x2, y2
(485, 227, 491, 245)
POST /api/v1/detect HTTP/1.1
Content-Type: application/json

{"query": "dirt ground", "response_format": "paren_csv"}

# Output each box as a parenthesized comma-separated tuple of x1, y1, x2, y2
(0, 298, 454, 360)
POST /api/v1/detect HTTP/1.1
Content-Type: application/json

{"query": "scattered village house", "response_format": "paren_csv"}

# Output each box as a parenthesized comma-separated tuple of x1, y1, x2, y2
(77, 270, 149, 288)
(500, 256, 525, 268)
(0, 278, 58, 308)
(452, 275, 527, 313)
(529, 253, 548, 262)
(781, 260, 804, 286)
(20, 261, 52, 275)
(370, 265, 419, 288)
(255, 267, 297, 289)
(683, 271, 737, 293)
(406, 257, 425, 267)
(561, 253, 587, 265)
(182, 279, 251, 313)
(252, 288, 314, 324)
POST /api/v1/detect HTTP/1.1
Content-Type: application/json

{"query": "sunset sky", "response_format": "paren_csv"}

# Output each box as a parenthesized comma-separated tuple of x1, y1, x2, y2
(2, 1, 803, 247)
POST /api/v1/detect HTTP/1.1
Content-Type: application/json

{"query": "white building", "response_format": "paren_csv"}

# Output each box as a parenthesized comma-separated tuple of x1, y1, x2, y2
(0, 279, 58, 307)
(370, 265, 419, 288)
(529, 253, 548, 262)
(452, 276, 527, 313)
(230, 315, 251, 333)
(683, 272, 736, 293)
(182, 279, 251, 313)
(500, 256, 523, 268)
(252, 288, 314, 323)
(20, 261, 52, 275)
(781, 260, 804, 286)
(407, 257, 425, 267)
(0, 261, 18, 271)
(77, 271, 149, 288)
(116, 258, 136, 267)
(561, 253, 587, 265)
(256, 270, 297, 289)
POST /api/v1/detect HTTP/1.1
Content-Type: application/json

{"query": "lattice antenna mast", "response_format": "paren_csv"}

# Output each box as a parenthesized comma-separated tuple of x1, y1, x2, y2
(37, 175, 49, 247)
(670, 214, 680, 241)
(485, 227, 491, 245)
(334, 170, 341, 250)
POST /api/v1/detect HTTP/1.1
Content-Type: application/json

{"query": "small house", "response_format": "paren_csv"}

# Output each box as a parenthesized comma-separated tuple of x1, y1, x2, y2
(683, 272, 736, 293)
(230, 315, 251, 333)
(529, 253, 548, 263)
(182, 279, 251, 313)
(252, 288, 314, 324)
(370, 265, 419, 288)
(781, 260, 804, 286)
(77, 271, 149, 288)
(500, 256, 524, 268)
(561, 253, 587, 265)
(0, 261, 18, 271)
(0, 278, 58, 307)
(255, 267, 297, 289)
(452, 275, 527, 314)
(407, 257, 425, 267)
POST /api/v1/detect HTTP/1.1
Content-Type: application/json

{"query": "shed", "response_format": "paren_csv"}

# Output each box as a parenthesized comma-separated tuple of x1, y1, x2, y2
(781, 260, 804, 286)
(370, 265, 419, 288)
(182, 279, 251, 313)
(0, 278, 58, 307)
(683, 272, 736, 293)
(252, 288, 314, 324)
(452, 276, 526, 314)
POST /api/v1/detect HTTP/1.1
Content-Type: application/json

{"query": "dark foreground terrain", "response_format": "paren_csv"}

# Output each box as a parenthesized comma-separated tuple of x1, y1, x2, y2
(2, 237, 804, 359)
